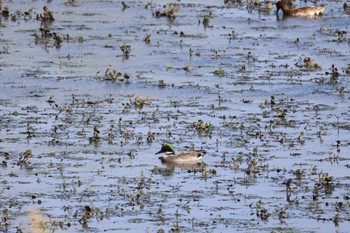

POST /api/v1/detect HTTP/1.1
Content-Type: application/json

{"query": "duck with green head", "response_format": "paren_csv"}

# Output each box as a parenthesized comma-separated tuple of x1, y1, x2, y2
(155, 143, 206, 164)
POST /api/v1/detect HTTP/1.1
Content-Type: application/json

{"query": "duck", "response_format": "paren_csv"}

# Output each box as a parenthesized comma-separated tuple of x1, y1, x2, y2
(155, 143, 206, 164)
(276, 1, 325, 17)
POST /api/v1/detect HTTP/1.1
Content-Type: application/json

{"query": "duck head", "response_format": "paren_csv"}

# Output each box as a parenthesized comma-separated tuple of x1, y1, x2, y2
(156, 143, 175, 155)
(276, 1, 287, 14)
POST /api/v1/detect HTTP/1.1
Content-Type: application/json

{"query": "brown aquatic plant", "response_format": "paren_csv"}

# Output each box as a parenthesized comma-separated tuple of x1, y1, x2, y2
(158, 80, 166, 87)
(28, 210, 49, 233)
(213, 69, 228, 76)
(89, 126, 100, 143)
(2, 5, 9, 17)
(326, 64, 340, 84)
(105, 69, 122, 80)
(120, 44, 131, 59)
(143, 34, 151, 44)
(38, 6, 54, 21)
(53, 33, 62, 47)
(17, 149, 33, 165)
(79, 206, 93, 227)
(255, 200, 270, 221)
(295, 55, 321, 71)
(193, 119, 212, 136)
(154, 4, 179, 19)
(147, 131, 155, 143)
(202, 16, 210, 26)
(130, 96, 151, 109)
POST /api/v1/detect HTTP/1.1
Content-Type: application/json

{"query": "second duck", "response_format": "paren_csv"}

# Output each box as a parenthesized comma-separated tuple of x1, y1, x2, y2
(276, 0, 325, 17)
(155, 143, 206, 164)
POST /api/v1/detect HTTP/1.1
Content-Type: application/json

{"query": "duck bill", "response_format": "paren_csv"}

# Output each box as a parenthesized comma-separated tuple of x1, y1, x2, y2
(276, 7, 280, 14)
(155, 150, 162, 155)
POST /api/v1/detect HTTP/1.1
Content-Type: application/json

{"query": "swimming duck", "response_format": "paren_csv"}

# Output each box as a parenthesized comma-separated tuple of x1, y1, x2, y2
(276, 1, 325, 17)
(155, 143, 206, 164)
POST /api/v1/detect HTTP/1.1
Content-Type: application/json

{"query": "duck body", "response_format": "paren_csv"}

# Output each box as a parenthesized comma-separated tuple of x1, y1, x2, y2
(276, 1, 324, 17)
(156, 143, 206, 164)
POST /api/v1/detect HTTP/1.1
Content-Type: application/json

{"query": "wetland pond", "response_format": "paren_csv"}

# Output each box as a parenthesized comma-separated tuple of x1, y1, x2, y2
(1, 0, 350, 232)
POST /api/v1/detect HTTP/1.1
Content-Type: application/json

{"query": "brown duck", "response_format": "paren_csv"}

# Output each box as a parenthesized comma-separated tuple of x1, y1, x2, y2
(276, 1, 325, 17)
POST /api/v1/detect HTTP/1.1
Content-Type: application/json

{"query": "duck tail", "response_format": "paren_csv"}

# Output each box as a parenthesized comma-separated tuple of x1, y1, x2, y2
(199, 150, 207, 156)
